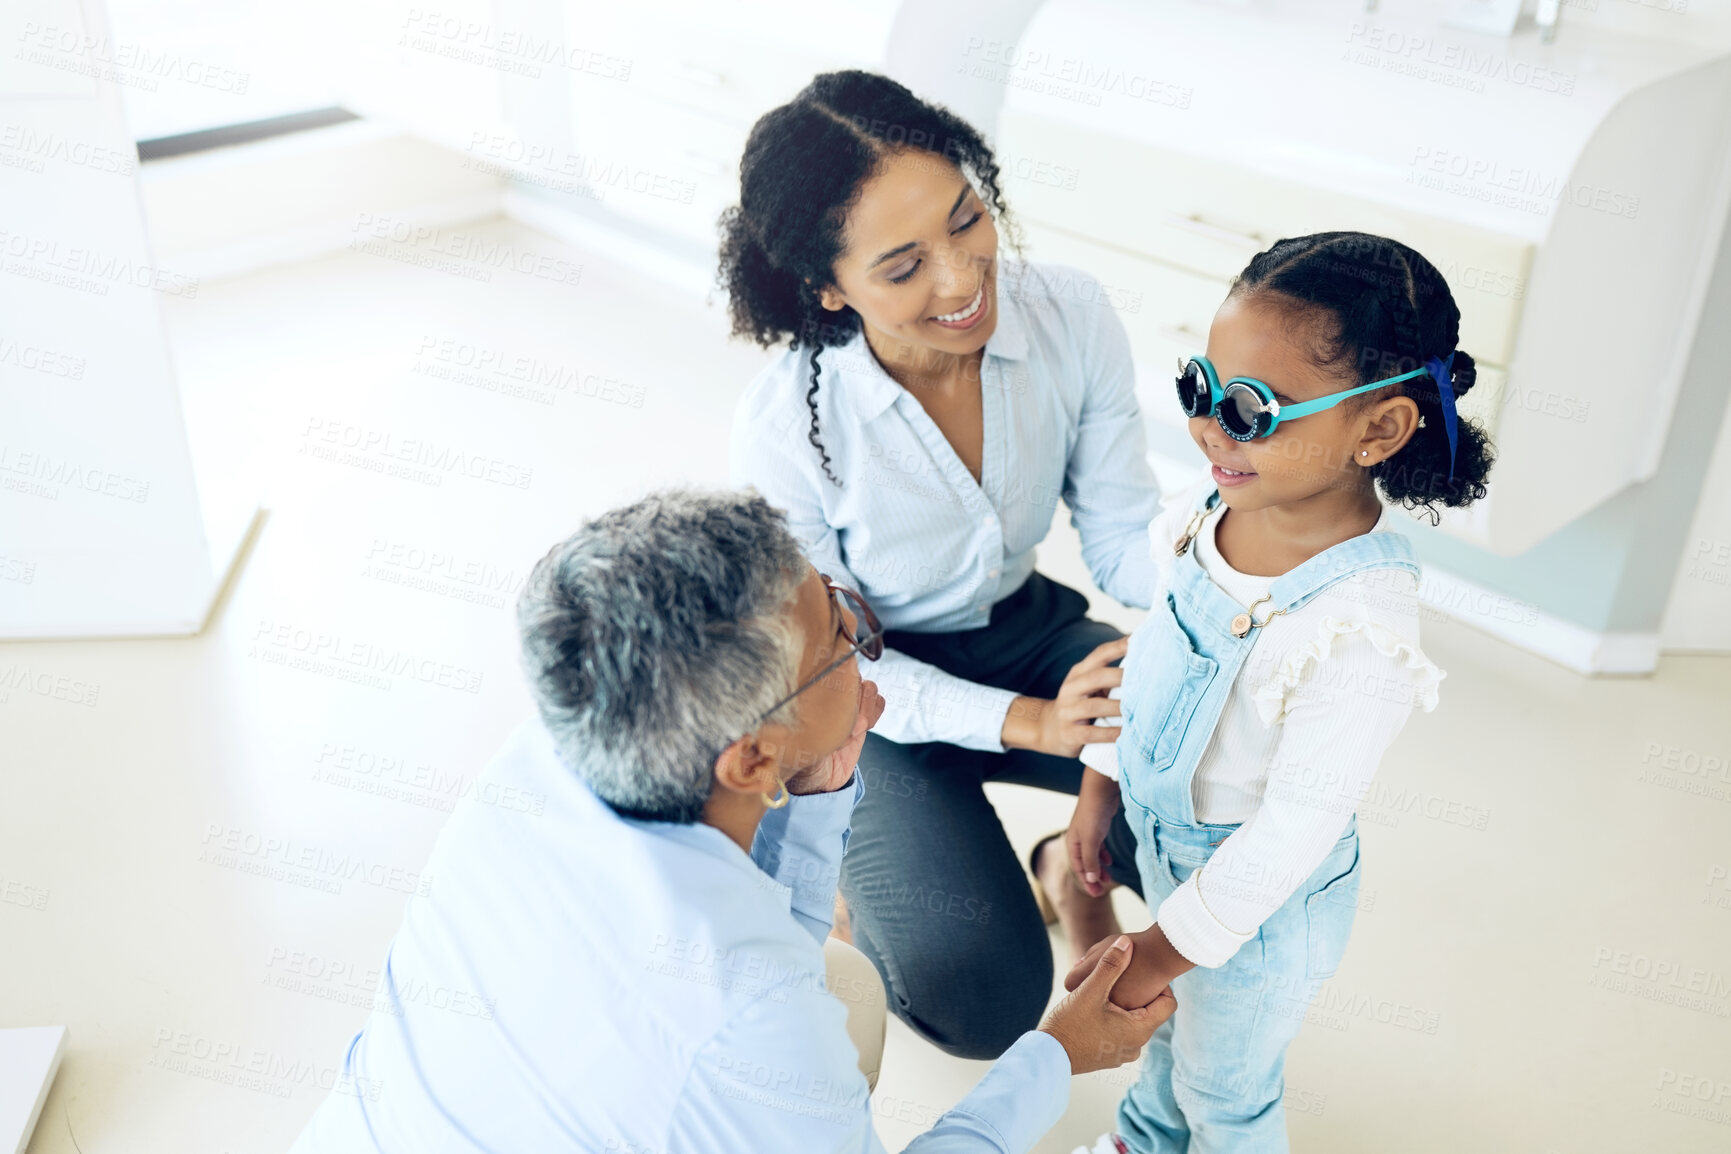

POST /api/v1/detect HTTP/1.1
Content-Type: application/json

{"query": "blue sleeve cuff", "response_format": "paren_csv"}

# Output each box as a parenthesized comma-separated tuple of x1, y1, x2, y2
(752, 774, 863, 944)
(913, 1031, 1070, 1153)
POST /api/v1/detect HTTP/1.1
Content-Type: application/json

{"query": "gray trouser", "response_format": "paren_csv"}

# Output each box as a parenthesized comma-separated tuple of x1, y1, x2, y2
(839, 572, 1144, 1061)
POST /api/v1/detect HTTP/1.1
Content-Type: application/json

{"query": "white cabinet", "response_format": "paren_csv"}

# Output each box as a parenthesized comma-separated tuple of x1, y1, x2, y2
(1661, 392, 1731, 652)
(1, 0, 256, 638)
(997, 0, 1731, 555)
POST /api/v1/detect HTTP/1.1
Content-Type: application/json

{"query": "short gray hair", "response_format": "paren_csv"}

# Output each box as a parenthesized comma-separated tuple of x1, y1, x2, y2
(517, 488, 808, 822)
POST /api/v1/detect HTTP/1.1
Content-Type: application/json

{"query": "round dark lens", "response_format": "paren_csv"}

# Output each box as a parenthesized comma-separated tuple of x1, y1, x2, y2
(1220, 386, 1268, 440)
(1176, 362, 1209, 417)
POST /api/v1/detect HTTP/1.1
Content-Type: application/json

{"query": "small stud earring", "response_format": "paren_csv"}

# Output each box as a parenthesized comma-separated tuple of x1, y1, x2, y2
(1360, 450, 1368, 458)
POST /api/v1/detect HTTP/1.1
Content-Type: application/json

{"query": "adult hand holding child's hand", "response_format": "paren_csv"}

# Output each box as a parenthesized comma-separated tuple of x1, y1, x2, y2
(1066, 926, 1186, 1012)
(1039, 936, 1176, 1075)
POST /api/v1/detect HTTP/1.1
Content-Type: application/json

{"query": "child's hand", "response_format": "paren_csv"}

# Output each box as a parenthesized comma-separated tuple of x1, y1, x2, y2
(1066, 767, 1120, 898)
(1066, 928, 1174, 1012)
(1039, 936, 1177, 1074)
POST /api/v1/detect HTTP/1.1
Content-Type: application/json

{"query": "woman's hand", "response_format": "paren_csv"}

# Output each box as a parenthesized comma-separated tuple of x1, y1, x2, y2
(1065, 924, 1194, 1012)
(1039, 935, 1176, 1074)
(786, 679, 884, 796)
(1066, 768, 1120, 898)
(1000, 637, 1127, 758)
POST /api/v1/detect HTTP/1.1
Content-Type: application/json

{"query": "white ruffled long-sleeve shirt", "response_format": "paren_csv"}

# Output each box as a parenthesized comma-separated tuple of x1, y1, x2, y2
(1082, 479, 1444, 967)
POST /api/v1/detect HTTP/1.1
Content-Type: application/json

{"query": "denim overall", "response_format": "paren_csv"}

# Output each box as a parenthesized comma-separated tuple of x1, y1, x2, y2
(1114, 487, 1421, 1154)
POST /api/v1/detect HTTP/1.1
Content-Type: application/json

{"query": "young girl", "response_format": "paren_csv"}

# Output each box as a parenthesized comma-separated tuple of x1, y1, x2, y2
(1061, 232, 1494, 1154)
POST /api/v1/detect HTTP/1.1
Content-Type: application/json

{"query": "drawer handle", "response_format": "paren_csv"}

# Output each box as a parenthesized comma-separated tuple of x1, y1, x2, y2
(679, 62, 727, 88)
(1165, 212, 1264, 250)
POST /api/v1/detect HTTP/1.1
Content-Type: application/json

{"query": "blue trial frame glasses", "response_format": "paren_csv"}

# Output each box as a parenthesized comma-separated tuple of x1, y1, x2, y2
(1176, 355, 1431, 442)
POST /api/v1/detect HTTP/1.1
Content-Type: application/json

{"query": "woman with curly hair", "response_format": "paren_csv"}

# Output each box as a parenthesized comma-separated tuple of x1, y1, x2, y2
(723, 70, 1162, 1060)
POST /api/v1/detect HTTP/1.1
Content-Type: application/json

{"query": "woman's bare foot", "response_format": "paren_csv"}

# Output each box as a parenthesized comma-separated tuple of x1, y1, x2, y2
(1034, 835, 1121, 964)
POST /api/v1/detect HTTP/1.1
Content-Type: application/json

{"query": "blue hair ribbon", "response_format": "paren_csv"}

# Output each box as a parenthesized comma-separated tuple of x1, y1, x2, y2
(1425, 352, 1459, 481)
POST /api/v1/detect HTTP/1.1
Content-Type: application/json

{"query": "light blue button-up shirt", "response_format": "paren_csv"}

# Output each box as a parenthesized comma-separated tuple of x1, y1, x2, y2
(290, 718, 1072, 1153)
(731, 261, 1160, 753)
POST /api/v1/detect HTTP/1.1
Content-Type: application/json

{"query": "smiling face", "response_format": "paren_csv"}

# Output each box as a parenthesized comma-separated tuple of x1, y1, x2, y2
(700, 564, 870, 849)
(818, 148, 999, 359)
(771, 566, 864, 772)
(1193, 292, 1418, 513)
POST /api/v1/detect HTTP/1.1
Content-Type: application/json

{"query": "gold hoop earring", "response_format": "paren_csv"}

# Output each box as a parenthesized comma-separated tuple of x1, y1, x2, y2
(763, 781, 791, 809)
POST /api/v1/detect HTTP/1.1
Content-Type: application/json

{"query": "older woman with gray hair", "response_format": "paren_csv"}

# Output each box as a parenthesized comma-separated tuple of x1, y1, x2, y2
(289, 487, 1173, 1154)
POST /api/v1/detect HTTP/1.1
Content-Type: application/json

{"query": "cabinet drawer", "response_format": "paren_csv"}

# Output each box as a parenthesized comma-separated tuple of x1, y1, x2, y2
(567, 88, 743, 245)
(1000, 113, 1532, 367)
(1021, 221, 1227, 363)
(1023, 224, 1224, 451)
(570, 6, 841, 130)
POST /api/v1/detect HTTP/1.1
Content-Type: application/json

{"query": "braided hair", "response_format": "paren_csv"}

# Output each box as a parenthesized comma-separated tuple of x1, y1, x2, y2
(1230, 232, 1495, 522)
(717, 70, 1017, 486)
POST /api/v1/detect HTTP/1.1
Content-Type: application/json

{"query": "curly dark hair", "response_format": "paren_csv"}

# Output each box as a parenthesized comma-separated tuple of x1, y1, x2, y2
(1230, 231, 1496, 522)
(717, 70, 1017, 486)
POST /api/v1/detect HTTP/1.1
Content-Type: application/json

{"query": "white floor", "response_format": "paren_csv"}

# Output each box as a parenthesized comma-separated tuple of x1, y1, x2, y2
(4, 217, 1730, 1154)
